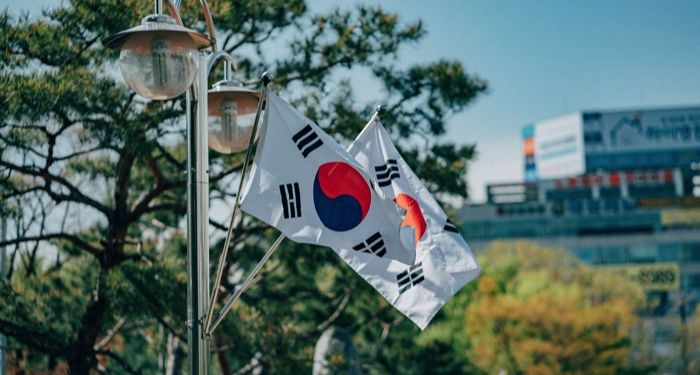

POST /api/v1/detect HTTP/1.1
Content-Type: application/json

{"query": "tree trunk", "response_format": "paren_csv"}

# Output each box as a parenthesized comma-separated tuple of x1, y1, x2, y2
(165, 333, 184, 375)
(67, 272, 108, 374)
(215, 337, 232, 375)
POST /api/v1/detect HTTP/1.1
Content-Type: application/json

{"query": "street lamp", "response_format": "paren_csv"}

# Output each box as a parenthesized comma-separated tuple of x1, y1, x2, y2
(103, 1, 264, 374)
(208, 65, 260, 154)
(102, 4, 211, 100)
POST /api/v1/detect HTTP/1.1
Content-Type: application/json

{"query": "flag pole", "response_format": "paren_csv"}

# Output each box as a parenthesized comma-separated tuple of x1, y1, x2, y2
(207, 233, 285, 334)
(375, 104, 385, 118)
(204, 72, 272, 334)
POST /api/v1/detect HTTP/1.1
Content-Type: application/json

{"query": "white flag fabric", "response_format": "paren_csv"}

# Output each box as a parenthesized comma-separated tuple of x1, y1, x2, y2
(240, 93, 411, 262)
(339, 114, 481, 329)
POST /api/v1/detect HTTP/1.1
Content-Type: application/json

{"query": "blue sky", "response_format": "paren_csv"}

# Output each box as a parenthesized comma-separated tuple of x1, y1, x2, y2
(6, 0, 700, 202)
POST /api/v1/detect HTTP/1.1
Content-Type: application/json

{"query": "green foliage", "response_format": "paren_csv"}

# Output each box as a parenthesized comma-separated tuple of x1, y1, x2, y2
(466, 242, 646, 375)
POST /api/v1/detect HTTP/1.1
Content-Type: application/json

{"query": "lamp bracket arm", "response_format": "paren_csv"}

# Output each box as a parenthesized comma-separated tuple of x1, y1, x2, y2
(164, 0, 184, 26)
(198, 0, 217, 51)
(164, 0, 217, 51)
(206, 51, 237, 78)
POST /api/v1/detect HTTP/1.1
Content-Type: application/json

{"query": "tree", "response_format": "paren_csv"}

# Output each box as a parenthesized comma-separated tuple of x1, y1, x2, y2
(0, 0, 487, 373)
(465, 242, 646, 375)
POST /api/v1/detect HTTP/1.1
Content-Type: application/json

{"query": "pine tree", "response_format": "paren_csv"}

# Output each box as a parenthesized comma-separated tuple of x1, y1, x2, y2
(1, 1, 487, 373)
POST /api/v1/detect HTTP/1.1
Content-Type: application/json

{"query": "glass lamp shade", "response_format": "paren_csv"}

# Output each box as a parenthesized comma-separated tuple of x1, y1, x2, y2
(119, 31, 197, 100)
(208, 84, 260, 154)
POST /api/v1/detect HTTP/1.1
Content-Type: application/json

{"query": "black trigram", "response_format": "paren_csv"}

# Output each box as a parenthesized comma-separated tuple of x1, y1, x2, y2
(279, 183, 301, 219)
(352, 232, 386, 257)
(291, 124, 323, 158)
(397, 262, 424, 294)
(444, 219, 459, 233)
(375, 159, 400, 187)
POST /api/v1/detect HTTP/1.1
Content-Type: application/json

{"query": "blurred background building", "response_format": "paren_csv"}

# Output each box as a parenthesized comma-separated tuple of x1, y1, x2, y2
(459, 105, 700, 364)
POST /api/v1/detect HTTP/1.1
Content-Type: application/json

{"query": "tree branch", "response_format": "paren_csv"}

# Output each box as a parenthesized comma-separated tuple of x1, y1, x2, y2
(155, 143, 184, 170)
(0, 233, 101, 257)
(0, 159, 112, 217)
(142, 203, 186, 215)
(53, 146, 107, 161)
(113, 151, 136, 219)
(210, 160, 244, 183)
(0, 319, 67, 357)
(95, 349, 141, 375)
(129, 179, 182, 222)
(315, 290, 352, 333)
(93, 317, 126, 351)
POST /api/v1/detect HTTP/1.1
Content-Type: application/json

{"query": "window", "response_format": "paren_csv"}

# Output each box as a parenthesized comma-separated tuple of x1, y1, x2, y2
(628, 185, 676, 199)
(573, 247, 597, 264)
(600, 187, 621, 199)
(682, 243, 700, 261)
(682, 273, 700, 289)
(629, 244, 656, 263)
(657, 244, 680, 261)
(546, 188, 591, 201)
(603, 198, 619, 212)
(587, 200, 601, 214)
(644, 291, 670, 317)
(567, 200, 583, 215)
(600, 246, 627, 264)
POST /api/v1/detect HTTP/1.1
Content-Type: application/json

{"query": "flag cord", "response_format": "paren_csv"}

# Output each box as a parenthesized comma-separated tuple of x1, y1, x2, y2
(207, 233, 285, 334)
(204, 73, 272, 334)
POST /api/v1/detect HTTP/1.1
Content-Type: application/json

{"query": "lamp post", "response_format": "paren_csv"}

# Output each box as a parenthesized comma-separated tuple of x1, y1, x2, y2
(103, 1, 262, 373)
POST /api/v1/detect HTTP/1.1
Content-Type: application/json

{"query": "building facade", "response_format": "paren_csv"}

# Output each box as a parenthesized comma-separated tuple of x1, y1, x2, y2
(460, 105, 700, 366)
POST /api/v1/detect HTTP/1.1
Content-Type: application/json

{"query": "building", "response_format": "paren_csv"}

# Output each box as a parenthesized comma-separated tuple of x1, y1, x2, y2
(460, 105, 700, 366)
(522, 106, 700, 181)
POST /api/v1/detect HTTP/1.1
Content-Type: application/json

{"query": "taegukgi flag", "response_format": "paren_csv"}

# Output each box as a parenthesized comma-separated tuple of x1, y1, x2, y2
(239, 93, 411, 262)
(339, 113, 481, 329)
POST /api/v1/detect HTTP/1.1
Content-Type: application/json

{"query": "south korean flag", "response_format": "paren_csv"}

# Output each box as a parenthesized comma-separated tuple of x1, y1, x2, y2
(341, 114, 481, 329)
(240, 93, 410, 262)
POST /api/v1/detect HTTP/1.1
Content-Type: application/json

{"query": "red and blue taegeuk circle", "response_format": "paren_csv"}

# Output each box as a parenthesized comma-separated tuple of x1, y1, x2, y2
(313, 162, 371, 231)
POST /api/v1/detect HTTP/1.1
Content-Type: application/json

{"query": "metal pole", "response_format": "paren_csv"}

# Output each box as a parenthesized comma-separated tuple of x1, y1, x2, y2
(187, 52, 210, 375)
(0, 216, 6, 375)
(208, 234, 285, 334)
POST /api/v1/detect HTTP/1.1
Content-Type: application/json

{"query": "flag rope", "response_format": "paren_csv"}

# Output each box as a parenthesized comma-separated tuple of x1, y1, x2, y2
(207, 233, 285, 334)
(203, 73, 271, 334)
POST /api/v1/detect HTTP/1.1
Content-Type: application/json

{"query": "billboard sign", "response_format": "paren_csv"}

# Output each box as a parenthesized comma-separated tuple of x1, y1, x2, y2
(660, 208, 700, 227)
(522, 124, 537, 181)
(600, 263, 679, 291)
(639, 197, 700, 208)
(532, 113, 586, 179)
(583, 107, 700, 154)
